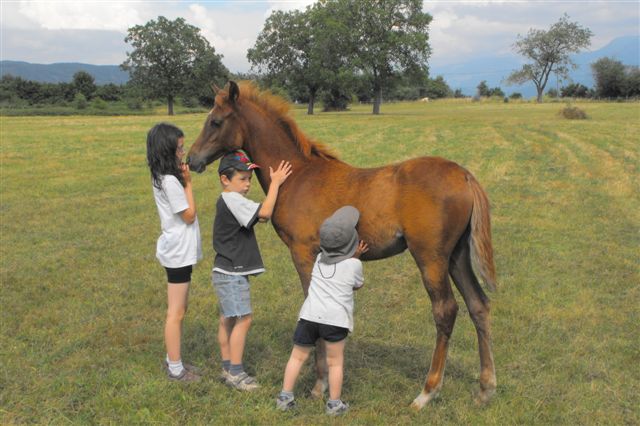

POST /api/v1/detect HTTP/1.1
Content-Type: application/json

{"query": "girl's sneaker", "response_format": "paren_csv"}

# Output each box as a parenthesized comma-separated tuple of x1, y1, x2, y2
(168, 368, 201, 382)
(275, 395, 296, 411)
(325, 400, 349, 416)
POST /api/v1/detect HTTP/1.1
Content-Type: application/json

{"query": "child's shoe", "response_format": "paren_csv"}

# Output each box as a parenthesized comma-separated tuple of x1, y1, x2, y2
(219, 369, 231, 383)
(226, 371, 260, 391)
(167, 368, 201, 382)
(325, 400, 349, 416)
(275, 395, 296, 411)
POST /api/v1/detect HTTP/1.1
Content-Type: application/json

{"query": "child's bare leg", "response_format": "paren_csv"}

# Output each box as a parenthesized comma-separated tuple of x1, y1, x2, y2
(325, 339, 346, 401)
(282, 345, 313, 392)
(165, 282, 189, 362)
(218, 315, 235, 361)
(229, 314, 252, 365)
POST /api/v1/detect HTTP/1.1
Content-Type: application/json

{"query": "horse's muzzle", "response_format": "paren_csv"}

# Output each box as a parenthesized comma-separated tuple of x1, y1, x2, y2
(187, 157, 206, 173)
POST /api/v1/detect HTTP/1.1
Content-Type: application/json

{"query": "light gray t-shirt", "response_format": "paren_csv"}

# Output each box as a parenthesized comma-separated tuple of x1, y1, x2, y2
(299, 254, 364, 332)
(153, 175, 202, 268)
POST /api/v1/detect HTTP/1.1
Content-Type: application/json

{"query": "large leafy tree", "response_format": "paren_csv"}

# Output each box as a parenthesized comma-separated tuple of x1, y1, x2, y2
(506, 14, 592, 103)
(345, 0, 431, 114)
(121, 16, 228, 115)
(248, 4, 352, 115)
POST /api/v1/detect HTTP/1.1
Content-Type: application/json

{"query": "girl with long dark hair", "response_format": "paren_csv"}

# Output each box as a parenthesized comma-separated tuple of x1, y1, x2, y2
(147, 123, 202, 382)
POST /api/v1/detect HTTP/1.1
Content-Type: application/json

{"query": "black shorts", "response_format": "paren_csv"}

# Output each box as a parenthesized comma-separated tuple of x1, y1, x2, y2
(293, 319, 349, 346)
(164, 265, 193, 284)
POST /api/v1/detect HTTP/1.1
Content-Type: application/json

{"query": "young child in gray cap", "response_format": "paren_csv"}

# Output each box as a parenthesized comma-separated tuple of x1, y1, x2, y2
(276, 206, 369, 416)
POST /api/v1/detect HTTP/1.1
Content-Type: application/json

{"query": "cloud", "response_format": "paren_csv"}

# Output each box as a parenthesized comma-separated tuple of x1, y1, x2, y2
(16, 1, 144, 31)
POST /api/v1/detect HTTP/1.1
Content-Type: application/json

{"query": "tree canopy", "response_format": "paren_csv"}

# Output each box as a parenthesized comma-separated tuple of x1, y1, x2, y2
(121, 16, 228, 115)
(248, 0, 432, 114)
(506, 14, 592, 103)
(346, 0, 432, 114)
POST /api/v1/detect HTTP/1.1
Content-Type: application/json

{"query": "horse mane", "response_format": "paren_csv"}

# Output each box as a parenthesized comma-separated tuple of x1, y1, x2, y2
(236, 81, 339, 160)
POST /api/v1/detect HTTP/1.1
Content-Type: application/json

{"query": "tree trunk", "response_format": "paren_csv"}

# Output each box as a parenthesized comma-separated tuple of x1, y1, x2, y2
(536, 87, 544, 103)
(307, 89, 316, 115)
(167, 95, 174, 115)
(373, 85, 382, 115)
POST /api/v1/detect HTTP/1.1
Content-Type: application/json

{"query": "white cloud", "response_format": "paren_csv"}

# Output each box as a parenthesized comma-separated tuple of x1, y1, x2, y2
(16, 1, 143, 31)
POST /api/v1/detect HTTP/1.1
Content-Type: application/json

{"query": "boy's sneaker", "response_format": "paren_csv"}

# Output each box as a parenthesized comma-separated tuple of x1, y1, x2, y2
(219, 369, 231, 383)
(225, 372, 260, 391)
(325, 400, 349, 416)
(167, 368, 201, 382)
(275, 395, 296, 411)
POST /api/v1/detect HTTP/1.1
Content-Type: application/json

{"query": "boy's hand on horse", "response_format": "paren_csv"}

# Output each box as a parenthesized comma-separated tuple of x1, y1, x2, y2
(269, 161, 292, 186)
(354, 241, 369, 259)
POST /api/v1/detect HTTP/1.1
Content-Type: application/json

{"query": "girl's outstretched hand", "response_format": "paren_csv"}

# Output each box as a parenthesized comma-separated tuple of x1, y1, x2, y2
(269, 160, 292, 186)
(354, 240, 369, 259)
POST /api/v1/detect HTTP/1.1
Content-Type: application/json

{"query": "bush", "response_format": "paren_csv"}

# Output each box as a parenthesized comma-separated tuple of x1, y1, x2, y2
(91, 98, 107, 110)
(560, 104, 588, 120)
(74, 93, 88, 109)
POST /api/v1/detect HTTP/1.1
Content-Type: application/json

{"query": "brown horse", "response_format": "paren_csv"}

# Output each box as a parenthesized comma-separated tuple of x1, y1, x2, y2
(188, 81, 497, 408)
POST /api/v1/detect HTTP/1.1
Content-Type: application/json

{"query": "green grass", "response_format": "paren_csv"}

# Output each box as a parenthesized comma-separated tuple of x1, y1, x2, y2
(1, 99, 639, 424)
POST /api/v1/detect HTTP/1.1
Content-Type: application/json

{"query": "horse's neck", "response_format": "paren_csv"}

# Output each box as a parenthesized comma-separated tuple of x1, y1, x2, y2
(242, 104, 310, 193)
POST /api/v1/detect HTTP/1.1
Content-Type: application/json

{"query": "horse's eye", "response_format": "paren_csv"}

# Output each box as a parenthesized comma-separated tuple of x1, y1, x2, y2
(211, 118, 223, 128)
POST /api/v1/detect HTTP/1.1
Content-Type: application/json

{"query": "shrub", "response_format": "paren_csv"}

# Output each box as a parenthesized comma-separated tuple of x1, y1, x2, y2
(74, 93, 88, 109)
(560, 104, 588, 120)
(91, 98, 107, 110)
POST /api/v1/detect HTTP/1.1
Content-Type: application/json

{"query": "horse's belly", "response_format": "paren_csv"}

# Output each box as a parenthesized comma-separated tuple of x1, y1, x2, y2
(361, 234, 407, 261)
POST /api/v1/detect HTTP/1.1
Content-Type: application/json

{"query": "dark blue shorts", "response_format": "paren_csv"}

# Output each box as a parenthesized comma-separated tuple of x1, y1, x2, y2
(293, 319, 349, 346)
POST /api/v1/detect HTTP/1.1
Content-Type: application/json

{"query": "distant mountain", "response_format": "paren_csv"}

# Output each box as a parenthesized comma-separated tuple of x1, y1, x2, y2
(0, 60, 129, 85)
(431, 35, 640, 98)
(2, 35, 638, 96)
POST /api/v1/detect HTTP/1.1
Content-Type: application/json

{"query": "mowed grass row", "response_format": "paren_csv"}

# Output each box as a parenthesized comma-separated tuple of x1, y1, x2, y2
(1, 100, 638, 424)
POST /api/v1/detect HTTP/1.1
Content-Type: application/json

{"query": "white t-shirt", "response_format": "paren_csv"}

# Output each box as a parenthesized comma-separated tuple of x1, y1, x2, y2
(153, 175, 202, 268)
(299, 254, 364, 332)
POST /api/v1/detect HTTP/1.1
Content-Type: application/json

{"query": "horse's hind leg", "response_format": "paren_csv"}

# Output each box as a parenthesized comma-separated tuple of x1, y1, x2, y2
(449, 234, 496, 404)
(410, 256, 459, 410)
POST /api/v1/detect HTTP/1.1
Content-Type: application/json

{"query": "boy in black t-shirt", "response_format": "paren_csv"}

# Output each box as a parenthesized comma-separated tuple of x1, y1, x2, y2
(212, 149, 291, 391)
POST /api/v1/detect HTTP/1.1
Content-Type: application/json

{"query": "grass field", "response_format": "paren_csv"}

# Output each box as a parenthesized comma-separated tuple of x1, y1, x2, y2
(1, 99, 638, 424)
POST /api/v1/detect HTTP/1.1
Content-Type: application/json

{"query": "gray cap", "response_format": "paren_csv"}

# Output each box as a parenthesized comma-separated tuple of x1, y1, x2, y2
(319, 206, 360, 264)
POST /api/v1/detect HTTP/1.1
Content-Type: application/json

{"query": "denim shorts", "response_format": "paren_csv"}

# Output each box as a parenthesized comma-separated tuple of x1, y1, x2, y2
(212, 272, 252, 318)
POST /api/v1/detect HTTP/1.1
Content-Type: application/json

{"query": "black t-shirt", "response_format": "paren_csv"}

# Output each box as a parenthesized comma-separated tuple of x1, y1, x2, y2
(212, 192, 265, 275)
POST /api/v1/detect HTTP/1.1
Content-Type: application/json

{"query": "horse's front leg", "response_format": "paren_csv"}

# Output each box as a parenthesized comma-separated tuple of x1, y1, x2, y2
(289, 243, 327, 399)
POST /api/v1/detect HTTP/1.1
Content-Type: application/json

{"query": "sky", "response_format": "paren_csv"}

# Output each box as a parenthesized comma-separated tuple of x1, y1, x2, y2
(1, 0, 639, 73)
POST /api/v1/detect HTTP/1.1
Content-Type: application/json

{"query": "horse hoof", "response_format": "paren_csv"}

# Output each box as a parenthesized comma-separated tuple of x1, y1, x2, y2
(410, 392, 435, 410)
(475, 387, 496, 406)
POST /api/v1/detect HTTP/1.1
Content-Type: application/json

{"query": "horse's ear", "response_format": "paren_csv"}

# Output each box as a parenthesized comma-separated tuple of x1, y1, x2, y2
(212, 84, 221, 95)
(228, 81, 239, 103)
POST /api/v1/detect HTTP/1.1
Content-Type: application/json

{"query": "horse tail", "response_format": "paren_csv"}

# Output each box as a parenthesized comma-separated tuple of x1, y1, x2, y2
(467, 173, 498, 291)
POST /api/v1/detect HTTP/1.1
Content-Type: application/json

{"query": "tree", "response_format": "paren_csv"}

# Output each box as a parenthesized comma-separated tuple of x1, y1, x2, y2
(625, 67, 640, 97)
(248, 3, 354, 114)
(248, 8, 322, 114)
(591, 57, 627, 98)
(477, 80, 491, 97)
(560, 83, 590, 98)
(345, 0, 432, 114)
(506, 14, 592, 103)
(425, 76, 452, 99)
(72, 71, 96, 100)
(122, 16, 228, 115)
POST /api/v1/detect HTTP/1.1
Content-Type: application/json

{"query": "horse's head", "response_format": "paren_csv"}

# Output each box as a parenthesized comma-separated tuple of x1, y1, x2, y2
(187, 81, 245, 173)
